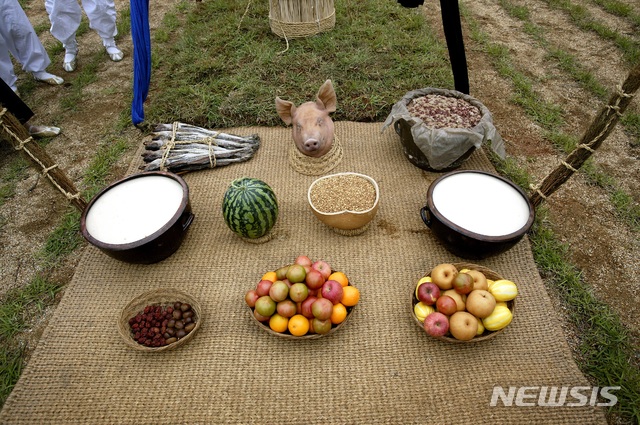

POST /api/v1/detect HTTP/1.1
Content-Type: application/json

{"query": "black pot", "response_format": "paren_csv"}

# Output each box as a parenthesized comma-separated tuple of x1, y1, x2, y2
(394, 118, 476, 172)
(80, 171, 194, 264)
(421, 170, 534, 259)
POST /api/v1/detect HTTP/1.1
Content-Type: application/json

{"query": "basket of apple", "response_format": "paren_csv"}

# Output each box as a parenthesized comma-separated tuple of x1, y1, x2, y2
(411, 262, 517, 342)
(245, 255, 360, 339)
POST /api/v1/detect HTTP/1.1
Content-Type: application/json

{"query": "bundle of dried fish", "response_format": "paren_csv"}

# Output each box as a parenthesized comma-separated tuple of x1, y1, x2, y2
(141, 122, 261, 173)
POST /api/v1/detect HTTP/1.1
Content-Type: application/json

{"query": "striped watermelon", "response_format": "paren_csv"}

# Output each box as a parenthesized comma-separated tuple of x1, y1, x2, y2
(222, 177, 278, 239)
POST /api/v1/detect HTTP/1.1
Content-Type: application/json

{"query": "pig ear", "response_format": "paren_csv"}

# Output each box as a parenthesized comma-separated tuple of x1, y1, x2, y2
(275, 97, 296, 125)
(316, 79, 337, 113)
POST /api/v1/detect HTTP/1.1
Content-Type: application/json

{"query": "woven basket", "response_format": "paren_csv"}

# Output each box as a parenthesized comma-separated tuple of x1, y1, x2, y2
(411, 263, 515, 343)
(269, 0, 335, 39)
(118, 288, 203, 352)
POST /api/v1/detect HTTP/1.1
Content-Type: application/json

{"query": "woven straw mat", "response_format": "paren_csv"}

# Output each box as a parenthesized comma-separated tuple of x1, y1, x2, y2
(0, 122, 606, 424)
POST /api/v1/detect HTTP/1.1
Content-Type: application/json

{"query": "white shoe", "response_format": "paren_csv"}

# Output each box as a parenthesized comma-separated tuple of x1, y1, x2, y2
(32, 71, 64, 85)
(103, 39, 124, 62)
(29, 125, 61, 138)
(106, 45, 123, 62)
(63, 52, 77, 72)
(63, 40, 78, 72)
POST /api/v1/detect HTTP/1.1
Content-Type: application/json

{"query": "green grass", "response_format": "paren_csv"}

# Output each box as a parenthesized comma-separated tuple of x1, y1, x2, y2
(543, 0, 640, 65)
(145, 0, 453, 127)
(529, 209, 640, 422)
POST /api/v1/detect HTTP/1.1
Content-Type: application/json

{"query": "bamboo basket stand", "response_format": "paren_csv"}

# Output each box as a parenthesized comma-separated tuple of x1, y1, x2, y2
(268, 0, 335, 39)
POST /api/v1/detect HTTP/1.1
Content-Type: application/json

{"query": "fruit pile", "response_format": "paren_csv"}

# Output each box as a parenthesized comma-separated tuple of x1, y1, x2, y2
(128, 302, 197, 347)
(413, 263, 518, 341)
(245, 255, 360, 337)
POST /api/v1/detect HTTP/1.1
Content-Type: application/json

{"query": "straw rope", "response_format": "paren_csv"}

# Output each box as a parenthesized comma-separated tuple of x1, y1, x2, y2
(159, 121, 218, 171)
(529, 64, 639, 207)
(288, 135, 343, 175)
(0, 108, 86, 211)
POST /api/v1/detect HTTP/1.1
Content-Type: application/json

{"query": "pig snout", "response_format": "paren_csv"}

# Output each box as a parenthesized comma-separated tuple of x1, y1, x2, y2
(304, 138, 320, 151)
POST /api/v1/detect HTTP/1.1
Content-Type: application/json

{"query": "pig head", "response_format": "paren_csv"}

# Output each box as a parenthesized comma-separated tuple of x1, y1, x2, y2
(275, 79, 337, 158)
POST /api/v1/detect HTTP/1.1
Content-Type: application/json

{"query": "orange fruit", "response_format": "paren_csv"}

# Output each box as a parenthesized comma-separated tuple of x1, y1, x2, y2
(330, 303, 348, 324)
(269, 313, 289, 333)
(328, 271, 349, 287)
(288, 314, 310, 336)
(341, 285, 360, 307)
(261, 271, 277, 282)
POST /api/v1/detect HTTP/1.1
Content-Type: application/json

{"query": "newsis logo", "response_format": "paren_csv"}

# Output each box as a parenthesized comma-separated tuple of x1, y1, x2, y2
(490, 386, 620, 407)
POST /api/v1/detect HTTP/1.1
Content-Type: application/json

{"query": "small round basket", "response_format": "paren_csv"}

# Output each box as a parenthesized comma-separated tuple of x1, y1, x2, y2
(118, 288, 203, 352)
(411, 263, 515, 343)
(250, 286, 356, 340)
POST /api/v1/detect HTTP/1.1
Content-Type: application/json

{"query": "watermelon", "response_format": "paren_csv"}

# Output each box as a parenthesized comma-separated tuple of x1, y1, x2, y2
(222, 177, 278, 239)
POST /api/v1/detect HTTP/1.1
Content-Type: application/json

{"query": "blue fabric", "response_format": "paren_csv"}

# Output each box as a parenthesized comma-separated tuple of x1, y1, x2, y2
(130, 0, 150, 126)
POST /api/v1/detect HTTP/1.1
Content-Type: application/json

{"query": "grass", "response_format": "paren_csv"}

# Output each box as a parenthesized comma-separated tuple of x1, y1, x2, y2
(461, 1, 640, 232)
(145, 0, 453, 127)
(1, 0, 639, 422)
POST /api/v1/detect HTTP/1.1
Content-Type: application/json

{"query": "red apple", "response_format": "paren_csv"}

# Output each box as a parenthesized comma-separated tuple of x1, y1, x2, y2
(423, 312, 449, 337)
(452, 272, 474, 295)
(449, 311, 478, 341)
(321, 280, 344, 305)
(255, 279, 273, 297)
(436, 295, 457, 315)
(276, 300, 297, 318)
(417, 282, 440, 305)
(312, 260, 332, 280)
(300, 296, 318, 319)
(305, 269, 326, 290)
(294, 255, 313, 267)
(245, 290, 259, 308)
(311, 298, 333, 320)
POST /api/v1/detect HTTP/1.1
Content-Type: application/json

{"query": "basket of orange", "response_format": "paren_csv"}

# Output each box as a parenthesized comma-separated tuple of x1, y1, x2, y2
(411, 262, 517, 343)
(245, 255, 359, 339)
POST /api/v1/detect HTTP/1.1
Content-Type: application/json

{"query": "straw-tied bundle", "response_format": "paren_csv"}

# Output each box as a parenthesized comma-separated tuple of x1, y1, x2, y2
(141, 122, 261, 173)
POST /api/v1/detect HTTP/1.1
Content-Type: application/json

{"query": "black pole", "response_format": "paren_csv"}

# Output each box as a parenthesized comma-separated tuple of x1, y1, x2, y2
(439, 0, 469, 94)
(396, 0, 470, 94)
(0, 78, 34, 124)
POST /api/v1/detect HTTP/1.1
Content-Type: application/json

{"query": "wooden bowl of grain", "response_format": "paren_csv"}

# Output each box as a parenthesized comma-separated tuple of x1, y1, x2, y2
(308, 172, 379, 235)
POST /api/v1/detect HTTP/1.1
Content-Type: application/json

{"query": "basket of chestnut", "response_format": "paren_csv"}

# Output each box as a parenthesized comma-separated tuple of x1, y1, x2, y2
(118, 288, 202, 352)
(411, 263, 517, 343)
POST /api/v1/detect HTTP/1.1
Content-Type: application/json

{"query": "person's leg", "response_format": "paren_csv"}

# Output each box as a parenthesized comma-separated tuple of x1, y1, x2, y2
(82, 0, 123, 61)
(46, 0, 82, 71)
(0, 34, 19, 92)
(1, 0, 63, 85)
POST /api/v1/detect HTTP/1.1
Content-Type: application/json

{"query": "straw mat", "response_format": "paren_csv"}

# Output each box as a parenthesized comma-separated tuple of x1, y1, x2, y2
(0, 122, 606, 424)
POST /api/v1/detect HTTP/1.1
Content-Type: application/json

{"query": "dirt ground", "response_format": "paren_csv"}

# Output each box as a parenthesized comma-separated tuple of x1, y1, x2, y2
(1, 0, 638, 384)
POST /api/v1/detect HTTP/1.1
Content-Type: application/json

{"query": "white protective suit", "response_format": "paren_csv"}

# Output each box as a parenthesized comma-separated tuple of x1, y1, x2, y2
(0, 0, 57, 91)
(45, 0, 117, 46)
(45, 0, 122, 70)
